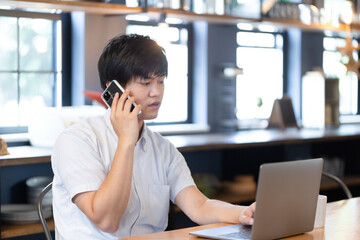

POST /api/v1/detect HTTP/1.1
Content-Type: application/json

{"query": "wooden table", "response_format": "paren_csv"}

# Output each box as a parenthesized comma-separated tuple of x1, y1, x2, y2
(120, 197, 360, 240)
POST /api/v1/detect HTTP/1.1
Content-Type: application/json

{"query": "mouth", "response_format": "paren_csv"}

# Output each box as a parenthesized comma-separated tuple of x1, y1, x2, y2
(148, 102, 161, 109)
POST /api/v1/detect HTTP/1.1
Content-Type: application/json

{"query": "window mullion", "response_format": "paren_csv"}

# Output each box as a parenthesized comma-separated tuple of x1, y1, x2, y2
(16, 16, 20, 127)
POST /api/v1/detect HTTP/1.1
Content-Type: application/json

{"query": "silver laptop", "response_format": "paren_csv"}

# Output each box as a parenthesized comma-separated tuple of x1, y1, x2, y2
(189, 158, 324, 240)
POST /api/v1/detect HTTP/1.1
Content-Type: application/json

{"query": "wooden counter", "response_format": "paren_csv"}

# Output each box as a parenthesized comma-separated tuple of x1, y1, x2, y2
(0, 146, 52, 167)
(1, 125, 360, 238)
(2, 124, 360, 167)
(120, 197, 360, 240)
(167, 124, 360, 152)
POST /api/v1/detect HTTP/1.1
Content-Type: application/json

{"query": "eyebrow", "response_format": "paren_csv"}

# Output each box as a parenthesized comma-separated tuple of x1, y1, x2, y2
(144, 75, 165, 80)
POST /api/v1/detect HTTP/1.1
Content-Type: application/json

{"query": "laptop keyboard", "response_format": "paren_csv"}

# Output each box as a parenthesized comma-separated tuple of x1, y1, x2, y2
(219, 230, 252, 239)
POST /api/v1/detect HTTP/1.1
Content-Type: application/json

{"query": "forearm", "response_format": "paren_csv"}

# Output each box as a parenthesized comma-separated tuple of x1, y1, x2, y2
(176, 186, 255, 227)
(192, 199, 244, 225)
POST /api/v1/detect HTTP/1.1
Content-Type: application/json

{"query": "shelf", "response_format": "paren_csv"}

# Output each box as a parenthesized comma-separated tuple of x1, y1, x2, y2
(1, 218, 54, 238)
(261, 17, 352, 33)
(146, 8, 258, 25)
(2, 0, 360, 33)
(0, 0, 142, 15)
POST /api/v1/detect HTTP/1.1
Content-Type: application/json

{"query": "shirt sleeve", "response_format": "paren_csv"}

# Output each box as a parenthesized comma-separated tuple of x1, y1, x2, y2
(166, 141, 195, 203)
(52, 128, 106, 200)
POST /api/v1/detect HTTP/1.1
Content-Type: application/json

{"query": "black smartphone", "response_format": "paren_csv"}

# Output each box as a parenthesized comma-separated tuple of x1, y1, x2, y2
(101, 80, 140, 115)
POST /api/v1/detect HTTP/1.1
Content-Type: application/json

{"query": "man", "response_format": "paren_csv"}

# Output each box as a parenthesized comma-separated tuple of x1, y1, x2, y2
(51, 34, 255, 239)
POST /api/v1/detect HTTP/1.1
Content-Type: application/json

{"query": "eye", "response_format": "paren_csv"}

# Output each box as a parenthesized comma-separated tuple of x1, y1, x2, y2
(158, 77, 165, 84)
(142, 81, 150, 86)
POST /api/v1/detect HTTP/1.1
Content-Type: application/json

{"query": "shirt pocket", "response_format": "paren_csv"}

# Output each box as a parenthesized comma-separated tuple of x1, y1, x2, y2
(147, 184, 170, 231)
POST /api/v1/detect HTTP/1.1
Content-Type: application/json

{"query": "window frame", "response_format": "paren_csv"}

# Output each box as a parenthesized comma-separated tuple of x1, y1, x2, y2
(0, 9, 62, 134)
(235, 28, 285, 125)
(322, 34, 360, 117)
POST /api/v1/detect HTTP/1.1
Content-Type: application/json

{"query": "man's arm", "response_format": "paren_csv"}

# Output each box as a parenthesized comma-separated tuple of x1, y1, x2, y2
(175, 186, 255, 225)
(73, 91, 142, 233)
(73, 141, 135, 233)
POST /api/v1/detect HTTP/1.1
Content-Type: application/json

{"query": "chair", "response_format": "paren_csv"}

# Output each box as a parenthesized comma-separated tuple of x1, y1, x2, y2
(322, 172, 353, 199)
(37, 182, 53, 240)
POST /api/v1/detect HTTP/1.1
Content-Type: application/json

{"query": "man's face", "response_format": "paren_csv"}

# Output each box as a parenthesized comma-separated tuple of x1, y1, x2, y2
(125, 75, 165, 121)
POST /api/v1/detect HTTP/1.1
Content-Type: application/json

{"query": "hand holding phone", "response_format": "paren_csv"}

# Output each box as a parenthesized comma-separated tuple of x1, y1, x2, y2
(101, 80, 141, 116)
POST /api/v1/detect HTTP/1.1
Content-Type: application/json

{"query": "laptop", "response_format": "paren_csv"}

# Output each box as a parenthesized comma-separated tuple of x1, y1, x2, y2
(189, 158, 324, 240)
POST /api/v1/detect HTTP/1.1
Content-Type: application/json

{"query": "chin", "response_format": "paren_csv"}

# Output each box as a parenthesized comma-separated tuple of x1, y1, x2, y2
(142, 113, 158, 121)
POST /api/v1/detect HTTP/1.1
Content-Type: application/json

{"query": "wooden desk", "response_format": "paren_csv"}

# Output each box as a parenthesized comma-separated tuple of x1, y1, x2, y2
(120, 197, 360, 240)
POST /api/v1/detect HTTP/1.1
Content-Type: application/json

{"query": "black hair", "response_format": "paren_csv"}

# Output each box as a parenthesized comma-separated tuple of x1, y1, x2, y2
(98, 34, 168, 90)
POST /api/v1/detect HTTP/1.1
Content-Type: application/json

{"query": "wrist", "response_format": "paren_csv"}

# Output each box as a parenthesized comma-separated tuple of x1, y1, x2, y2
(112, 140, 136, 166)
(117, 139, 136, 150)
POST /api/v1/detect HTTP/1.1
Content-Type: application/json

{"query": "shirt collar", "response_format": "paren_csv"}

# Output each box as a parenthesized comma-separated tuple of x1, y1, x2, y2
(104, 108, 147, 152)
(137, 123, 147, 152)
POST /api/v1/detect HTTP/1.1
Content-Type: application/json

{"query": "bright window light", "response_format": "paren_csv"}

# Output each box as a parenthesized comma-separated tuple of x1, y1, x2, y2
(236, 31, 283, 124)
(126, 24, 189, 124)
(125, 14, 150, 22)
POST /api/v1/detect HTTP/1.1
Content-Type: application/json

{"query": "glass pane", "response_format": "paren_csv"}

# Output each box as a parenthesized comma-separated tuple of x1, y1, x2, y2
(323, 38, 359, 116)
(19, 18, 53, 71)
(19, 73, 54, 125)
(156, 44, 188, 123)
(0, 73, 18, 126)
(276, 34, 283, 48)
(323, 51, 347, 77)
(323, 37, 345, 51)
(0, 17, 17, 71)
(339, 72, 358, 115)
(127, 25, 180, 43)
(237, 32, 275, 48)
(236, 47, 283, 119)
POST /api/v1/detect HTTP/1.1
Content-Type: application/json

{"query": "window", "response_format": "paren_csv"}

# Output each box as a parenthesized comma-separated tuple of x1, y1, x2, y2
(235, 26, 283, 127)
(0, 10, 61, 133)
(323, 36, 358, 115)
(126, 22, 190, 124)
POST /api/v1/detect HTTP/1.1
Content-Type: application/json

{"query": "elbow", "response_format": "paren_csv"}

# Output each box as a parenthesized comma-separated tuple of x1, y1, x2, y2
(100, 225, 119, 234)
(94, 218, 121, 233)
(89, 207, 126, 233)
(96, 222, 119, 233)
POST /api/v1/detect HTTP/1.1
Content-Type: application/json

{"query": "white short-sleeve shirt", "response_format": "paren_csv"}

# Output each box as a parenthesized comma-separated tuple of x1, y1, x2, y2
(51, 109, 195, 239)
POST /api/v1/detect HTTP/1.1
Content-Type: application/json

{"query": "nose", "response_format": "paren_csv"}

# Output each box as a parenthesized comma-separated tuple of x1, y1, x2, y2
(149, 82, 162, 97)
